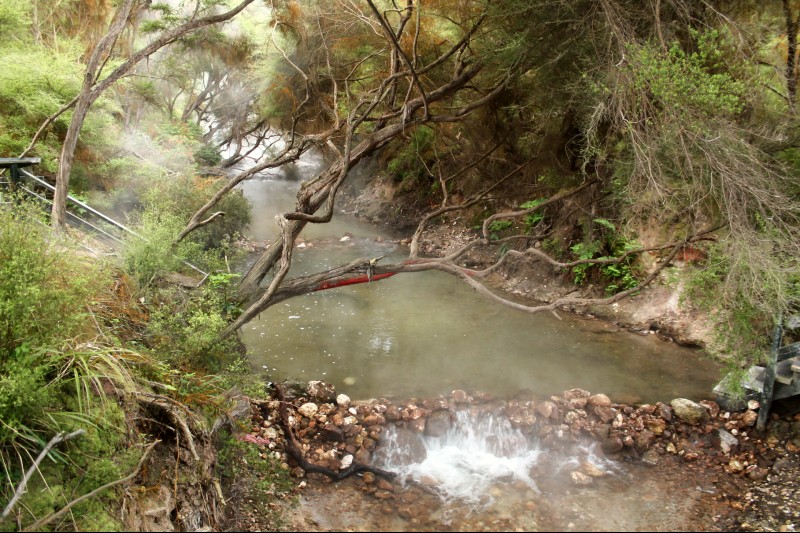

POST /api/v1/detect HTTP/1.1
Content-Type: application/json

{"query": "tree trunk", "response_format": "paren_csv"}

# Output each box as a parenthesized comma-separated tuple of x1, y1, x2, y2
(784, 0, 798, 111)
(51, 0, 136, 228)
(49, 0, 257, 227)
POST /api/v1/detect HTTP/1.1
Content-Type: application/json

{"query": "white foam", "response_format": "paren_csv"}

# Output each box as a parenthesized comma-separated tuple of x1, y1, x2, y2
(378, 411, 543, 505)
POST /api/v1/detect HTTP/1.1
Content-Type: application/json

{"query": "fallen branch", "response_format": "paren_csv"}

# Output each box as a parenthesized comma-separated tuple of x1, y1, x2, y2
(2, 429, 86, 519)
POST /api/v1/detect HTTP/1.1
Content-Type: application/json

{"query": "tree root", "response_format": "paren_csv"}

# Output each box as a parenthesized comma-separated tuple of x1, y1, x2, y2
(274, 384, 396, 482)
(133, 391, 206, 462)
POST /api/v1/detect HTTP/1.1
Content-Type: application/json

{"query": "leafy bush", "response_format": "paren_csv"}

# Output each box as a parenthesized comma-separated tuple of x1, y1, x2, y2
(570, 217, 640, 293)
(146, 273, 242, 371)
(0, 201, 134, 530)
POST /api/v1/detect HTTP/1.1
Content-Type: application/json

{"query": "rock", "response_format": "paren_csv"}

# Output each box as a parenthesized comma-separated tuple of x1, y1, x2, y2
(569, 397, 589, 409)
(655, 402, 673, 422)
(600, 435, 624, 454)
(588, 394, 612, 407)
(728, 459, 745, 473)
(307, 381, 336, 403)
(670, 398, 709, 425)
(355, 447, 372, 464)
(336, 394, 351, 407)
(377, 479, 394, 491)
(536, 401, 558, 419)
(741, 410, 758, 427)
(594, 406, 616, 423)
(452, 389, 468, 403)
(641, 449, 660, 466)
(581, 462, 606, 478)
(363, 414, 386, 426)
(711, 428, 739, 454)
(747, 467, 769, 481)
(319, 423, 344, 442)
(425, 409, 453, 438)
(362, 471, 376, 484)
(373, 428, 427, 466)
(408, 417, 426, 433)
(340, 454, 354, 470)
(645, 418, 667, 435)
(382, 406, 400, 422)
(570, 470, 593, 486)
(699, 400, 720, 418)
(291, 466, 305, 478)
(298, 402, 319, 418)
(563, 388, 592, 400)
(666, 442, 677, 454)
(634, 429, 656, 453)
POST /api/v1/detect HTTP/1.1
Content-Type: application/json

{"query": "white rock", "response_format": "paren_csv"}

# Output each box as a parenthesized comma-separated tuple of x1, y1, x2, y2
(340, 454, 354, 470)
(348, 407, 358, 415)
(337, 394, 351, 407)
(298, 402, 319, 418)
(344, 416, 358, 425)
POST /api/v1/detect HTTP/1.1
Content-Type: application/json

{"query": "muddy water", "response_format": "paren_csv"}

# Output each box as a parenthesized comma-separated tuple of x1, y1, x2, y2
(239, 175, 721, 404)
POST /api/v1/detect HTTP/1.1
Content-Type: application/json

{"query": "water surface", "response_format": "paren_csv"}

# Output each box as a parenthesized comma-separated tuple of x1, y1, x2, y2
(239, 176, 721, 403)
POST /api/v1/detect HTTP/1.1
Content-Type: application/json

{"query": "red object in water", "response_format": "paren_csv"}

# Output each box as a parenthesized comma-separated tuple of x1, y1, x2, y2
(315, 272, 397, 291)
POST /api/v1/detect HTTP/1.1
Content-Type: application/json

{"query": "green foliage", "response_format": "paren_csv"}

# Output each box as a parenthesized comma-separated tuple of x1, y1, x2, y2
(146, 274, 242, 371)
(683, 239, 796, 367)
(570, 218, 640, 293)
(0, 201, 101, 353)
(141, 173, 251, 250)
(520, 198, 546, 232)
(0, 0, 30, 39)
(487, 219, 513, 240)
(387, 126, 435, 189)
(628, 29, 746, 118)
(123, 210, 201, 286)
(0, 202, 136, 531)
(194, 143, 222, 167)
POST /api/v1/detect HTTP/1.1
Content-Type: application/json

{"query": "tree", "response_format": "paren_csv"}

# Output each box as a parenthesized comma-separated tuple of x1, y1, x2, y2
(49, 0, 258, 228)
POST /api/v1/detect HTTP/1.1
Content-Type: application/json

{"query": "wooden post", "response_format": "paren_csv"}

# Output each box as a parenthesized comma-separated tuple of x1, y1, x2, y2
(757, 322, 784, 432)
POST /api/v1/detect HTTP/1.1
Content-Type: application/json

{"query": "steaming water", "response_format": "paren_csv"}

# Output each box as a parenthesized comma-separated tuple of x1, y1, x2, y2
(238, 170, 721, 403)
(237, 161, 722, 525)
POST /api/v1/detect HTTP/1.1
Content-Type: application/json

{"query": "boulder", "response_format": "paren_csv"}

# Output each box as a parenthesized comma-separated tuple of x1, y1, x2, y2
(670, 398, 709, 425)
(425, 409, 453, 438)
(307, 381, 336, 403)
(298, 402, 319, 418)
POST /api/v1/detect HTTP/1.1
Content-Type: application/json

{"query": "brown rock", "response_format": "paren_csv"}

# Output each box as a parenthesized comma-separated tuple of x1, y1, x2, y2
(319, 423, 345, 442)
(425, 409, 453, 437)
(384, 406, 401, 422)
(378, 479, 394, 491)
(645, 418, 667, 435)
(363, 414, 386, 426)
(537, 401, 558, 419)
(588, 394, 612, 407)
(408, 417, 426, 433)
(601, 435, 624, 454)
(741, 410, 758, 427)
(570, 470, 593, 486)
(594, 405, 617, 423)
(452, 389, 468, 403)
(563, 388, 592, 400)
(569, 397, 589, 409)
(634, 429, 656, 453)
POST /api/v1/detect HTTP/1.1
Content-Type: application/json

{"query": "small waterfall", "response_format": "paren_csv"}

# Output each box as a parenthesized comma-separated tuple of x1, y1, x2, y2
(374, 410, 623, 508)
(375, 410, 543, 505)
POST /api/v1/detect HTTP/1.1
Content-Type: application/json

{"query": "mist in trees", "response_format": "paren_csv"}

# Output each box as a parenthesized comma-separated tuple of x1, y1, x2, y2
(2, 0, 799, 367)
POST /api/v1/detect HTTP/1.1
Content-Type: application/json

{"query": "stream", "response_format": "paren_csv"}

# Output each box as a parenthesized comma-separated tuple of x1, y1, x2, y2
(236, 163, 725, 531)
(239, 172, 721, 404)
